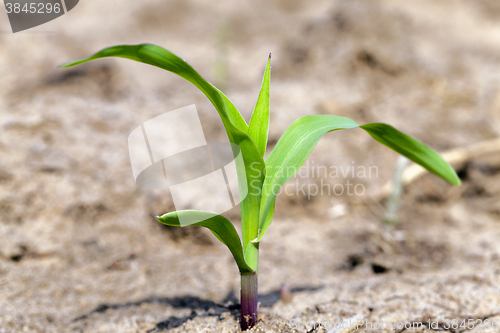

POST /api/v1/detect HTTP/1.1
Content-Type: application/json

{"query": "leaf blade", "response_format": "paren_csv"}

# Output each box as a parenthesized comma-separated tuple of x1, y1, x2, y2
(248, 55, 271, 156)
(256, 115, 359, 242)
(255, 115, 461, 243)
(156, 210, 255, 275)
(360, 123, 461, 186)
(61, 44, 249, 134)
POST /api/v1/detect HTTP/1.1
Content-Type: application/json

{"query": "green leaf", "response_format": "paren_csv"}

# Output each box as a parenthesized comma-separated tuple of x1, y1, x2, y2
(256, 115, 359, 242)
(61, 44, 249, 134)
(248, 54, 271, 157)
(157, 210, 254, 275)
(255, 115, 461, 243)
(62, 44, 266, 271)
(359, 123, 461, 186)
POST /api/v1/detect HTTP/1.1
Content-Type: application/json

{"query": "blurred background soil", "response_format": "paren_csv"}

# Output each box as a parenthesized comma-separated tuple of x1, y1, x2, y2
(1, 0, 500, 332)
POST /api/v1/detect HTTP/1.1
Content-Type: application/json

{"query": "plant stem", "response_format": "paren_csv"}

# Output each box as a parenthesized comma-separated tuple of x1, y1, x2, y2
(240, 163, 262, 330)
(240, 272, 258, 330)
(240, 189, 260, 330)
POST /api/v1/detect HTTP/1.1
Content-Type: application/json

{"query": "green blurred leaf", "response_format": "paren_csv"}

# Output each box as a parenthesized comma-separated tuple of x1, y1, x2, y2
(248, 55, 271, 157)
(254, 115, 461, 243)
(157, 211, 254, 275)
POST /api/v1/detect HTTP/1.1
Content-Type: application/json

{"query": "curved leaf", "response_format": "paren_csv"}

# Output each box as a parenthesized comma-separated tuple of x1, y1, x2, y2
(157, 210, 254, 275)
(248, 54, 271, 157)
(255, 115, 461, 243)
(359, 123, 461, 186)
(255, 115, 359, 242)
(62, 44, 249, 134)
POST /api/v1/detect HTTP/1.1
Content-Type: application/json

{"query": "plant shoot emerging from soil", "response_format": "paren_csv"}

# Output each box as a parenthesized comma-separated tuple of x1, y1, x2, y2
(62, 44, 461, 331)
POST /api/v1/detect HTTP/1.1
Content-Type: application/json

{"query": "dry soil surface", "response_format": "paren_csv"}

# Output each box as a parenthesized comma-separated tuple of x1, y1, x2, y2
(1, 0, 500, 332)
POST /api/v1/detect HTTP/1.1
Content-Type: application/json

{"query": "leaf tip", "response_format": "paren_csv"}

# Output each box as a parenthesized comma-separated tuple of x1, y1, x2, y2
(444, 166, 461, 186)
(59, 61, 77, 69)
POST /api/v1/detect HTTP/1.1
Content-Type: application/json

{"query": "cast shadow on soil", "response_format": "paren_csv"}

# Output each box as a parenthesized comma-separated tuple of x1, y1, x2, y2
(72, 286, 322, 331)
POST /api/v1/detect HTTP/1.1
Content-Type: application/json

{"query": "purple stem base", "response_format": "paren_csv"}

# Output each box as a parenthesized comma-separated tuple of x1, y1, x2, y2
(240, 273, 258, 331)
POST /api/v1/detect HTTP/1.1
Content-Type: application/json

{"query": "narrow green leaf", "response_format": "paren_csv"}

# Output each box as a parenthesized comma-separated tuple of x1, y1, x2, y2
(255, 115, 461, 243)
(62, 44, 266, 271)
(248, 54, 271, 157)
(359, 123, 461, 186)
(157, 210, 255, 275)
(255, 115, 359, 242)
(61, 44, 249, 134)
(214, 86, 249, 134)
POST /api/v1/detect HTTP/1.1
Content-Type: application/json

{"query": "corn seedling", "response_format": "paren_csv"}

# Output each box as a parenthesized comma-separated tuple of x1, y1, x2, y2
(62, 44, 461, 331)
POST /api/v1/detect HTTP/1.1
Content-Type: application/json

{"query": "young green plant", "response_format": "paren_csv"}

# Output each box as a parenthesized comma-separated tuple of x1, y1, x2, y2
(62, 44, 461, 331)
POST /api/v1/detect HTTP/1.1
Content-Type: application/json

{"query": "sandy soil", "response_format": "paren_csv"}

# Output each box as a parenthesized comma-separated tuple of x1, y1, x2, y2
(1, 0, 500, 332)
